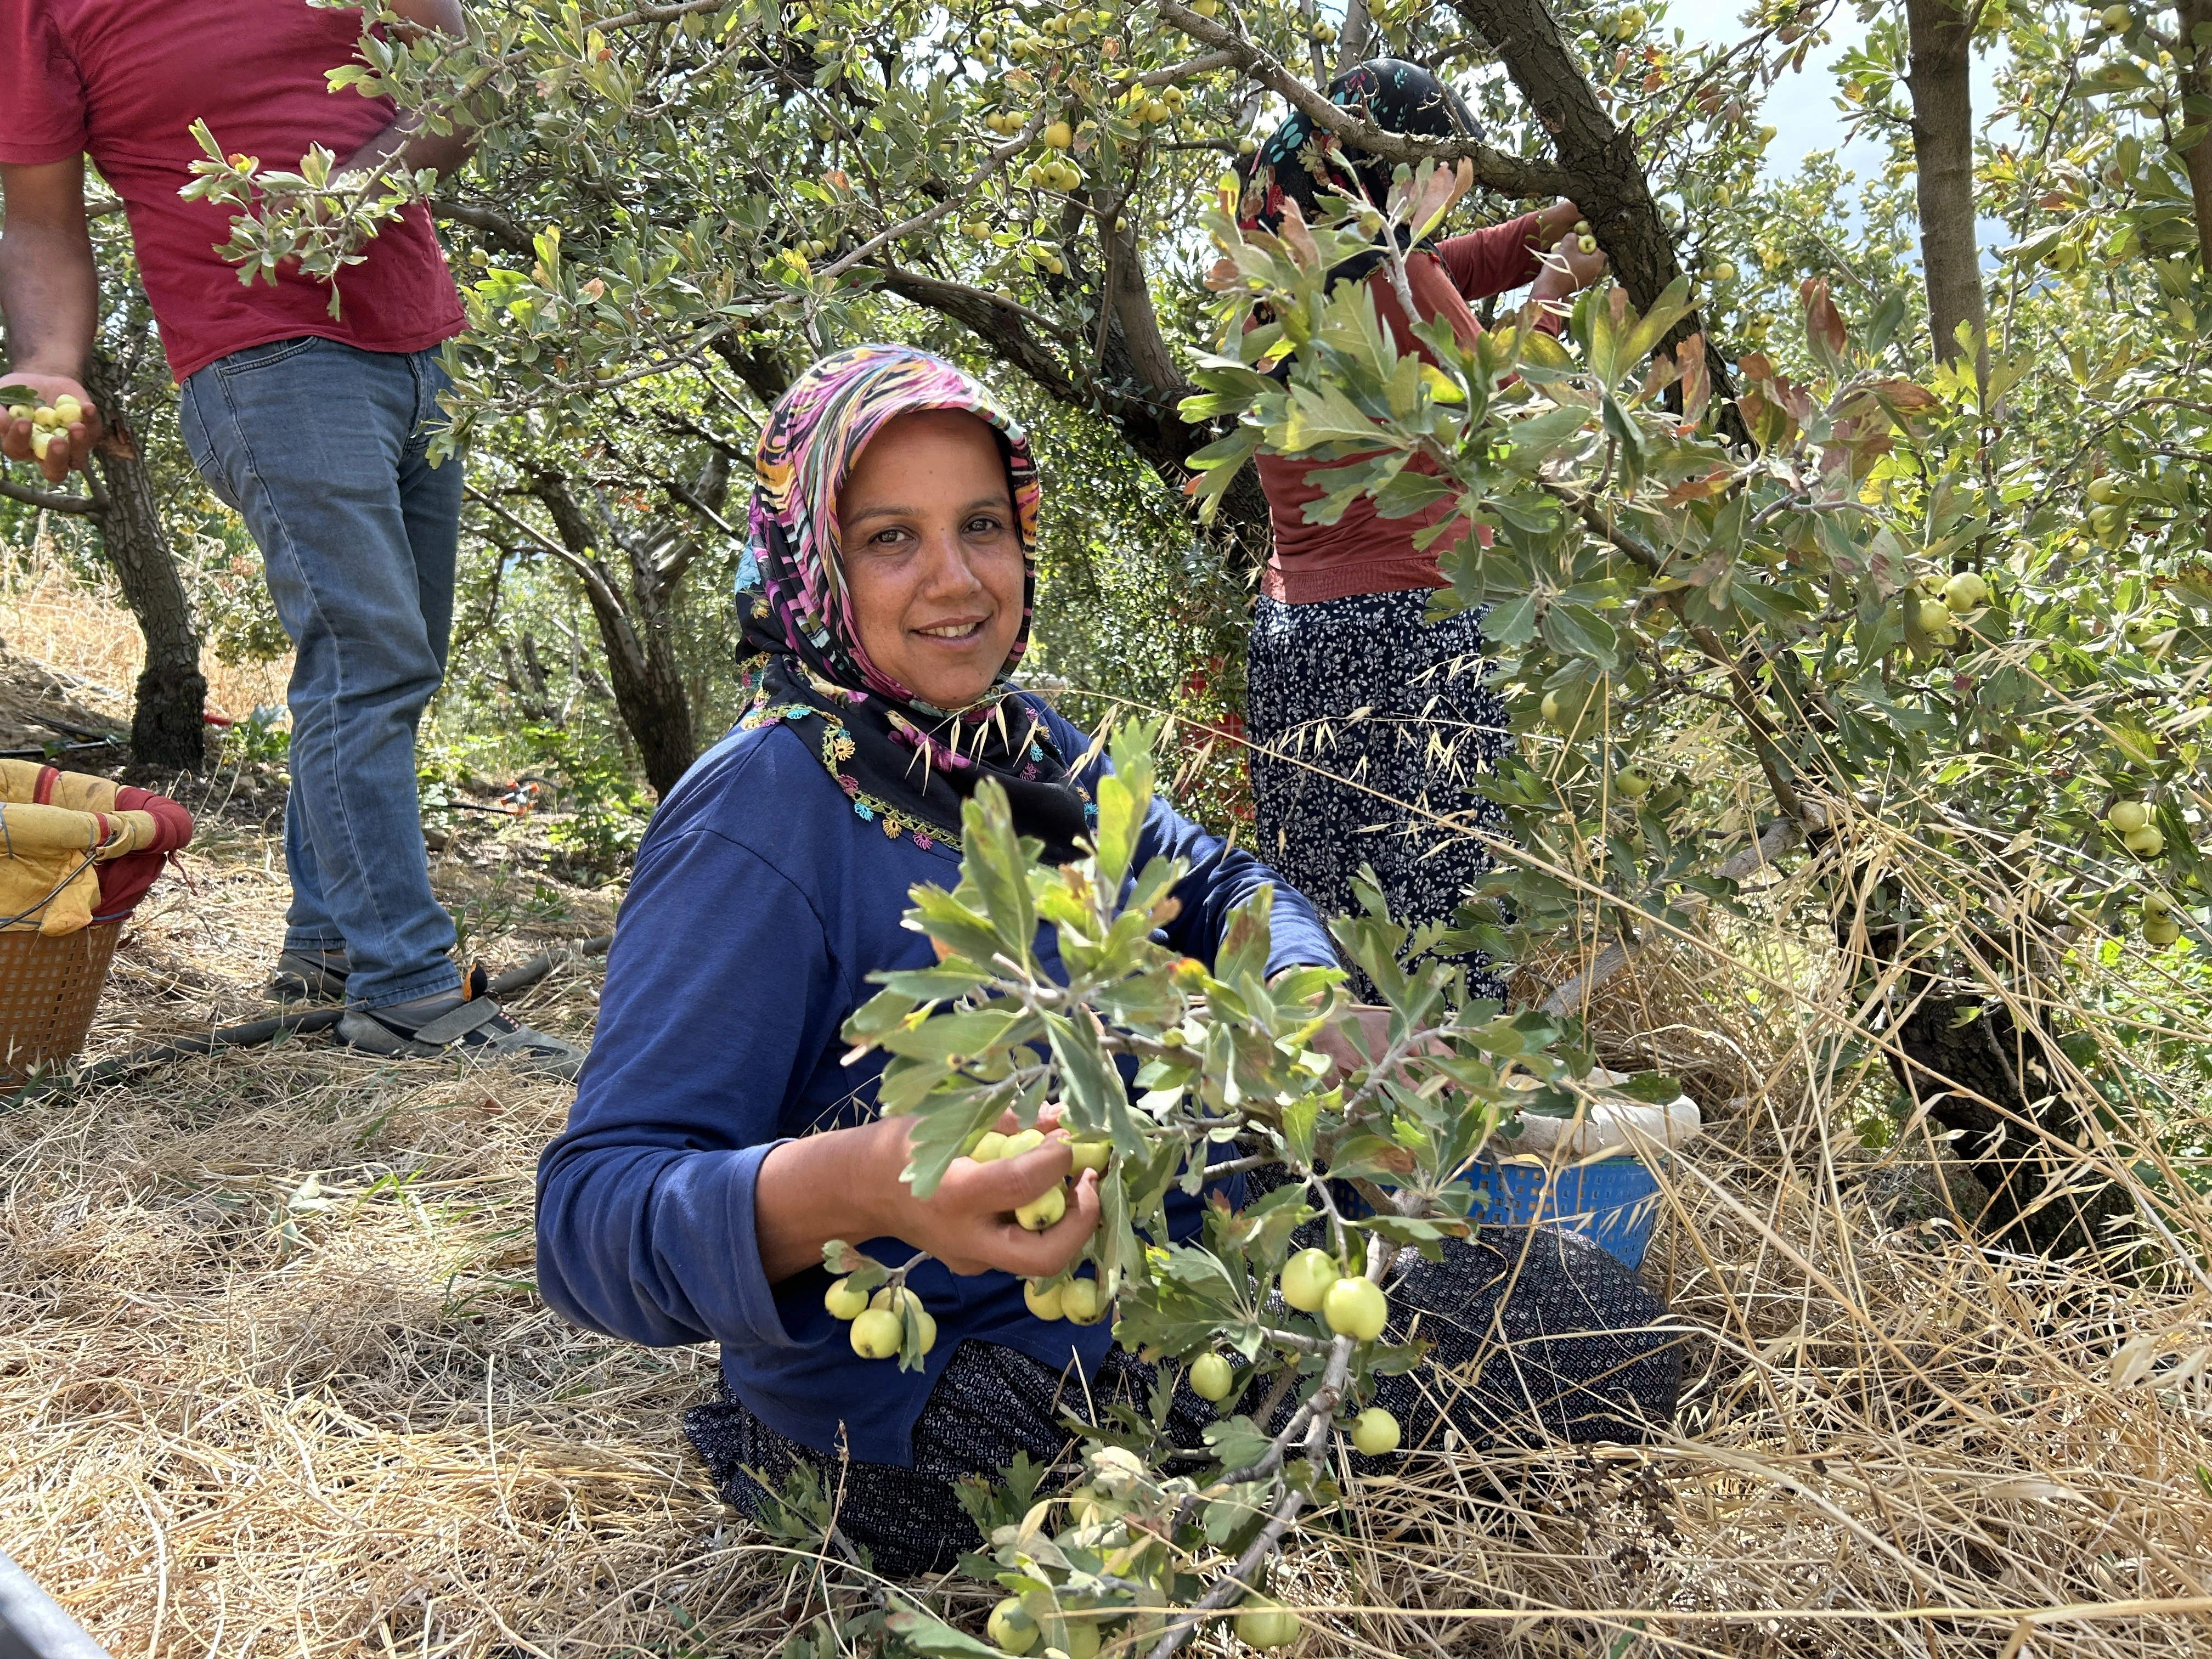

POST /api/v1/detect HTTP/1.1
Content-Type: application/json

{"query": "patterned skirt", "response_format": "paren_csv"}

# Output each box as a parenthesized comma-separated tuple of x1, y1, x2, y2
(1246, 588, 1512, 1002)
(684, 1227, 1681, 1578)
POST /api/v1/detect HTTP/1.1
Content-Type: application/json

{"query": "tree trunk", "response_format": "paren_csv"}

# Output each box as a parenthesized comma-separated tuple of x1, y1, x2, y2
(529, 478, 697, 798)
(81, 352, 208, 772)
(1447, 0, 1747, 446)
(1903, 0, 1987, 382)
(1887, 988, 2134, 1260)
(1336, 0, 1375, 75)
(2176, 0, 2212, 279)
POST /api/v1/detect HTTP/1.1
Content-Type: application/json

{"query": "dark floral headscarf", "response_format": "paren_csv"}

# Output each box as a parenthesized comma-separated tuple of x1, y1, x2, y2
(1237, 58, 1480, 288)
(732, 343, 1093, 861)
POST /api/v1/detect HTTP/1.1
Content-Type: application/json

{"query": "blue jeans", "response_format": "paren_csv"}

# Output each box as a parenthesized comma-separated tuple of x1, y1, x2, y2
(179, 336, 462, 1008)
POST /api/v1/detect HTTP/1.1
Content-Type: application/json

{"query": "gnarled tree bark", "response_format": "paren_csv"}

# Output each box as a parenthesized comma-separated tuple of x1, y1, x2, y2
(1442, 0, 1745, 444)
(525, 471, 713, 799)
(82, 348, 208, 772)
(2175, 0, 2212, 279)
(1904, 0, 1987, 383)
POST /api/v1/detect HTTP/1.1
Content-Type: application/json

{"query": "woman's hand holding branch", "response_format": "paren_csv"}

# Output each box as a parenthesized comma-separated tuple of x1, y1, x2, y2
(755, 1108, 1101, 1283)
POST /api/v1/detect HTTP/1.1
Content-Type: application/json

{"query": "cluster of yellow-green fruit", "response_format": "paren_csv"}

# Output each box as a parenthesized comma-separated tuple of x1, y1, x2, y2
(1279, 1246, 1389, 1340)
(1115, 81, 1184, 126)
(1278, 1245, 1403, 1452)
(1555, 216, 1599, 257)
(1013, 120, 1085, 190)
(987, 1125, 1114, 1320)
(1907, 569, 1991, 647)
(823, 1277, 938, 1360)
(2084, 471, 2151, 541)
(981, 1590, 1301, 1655)
(2107, 798, 2165, 860)
(2141, 890, 2181, 947)
(983, 1444, 1309, 1654)
(5, 393, 83, 462)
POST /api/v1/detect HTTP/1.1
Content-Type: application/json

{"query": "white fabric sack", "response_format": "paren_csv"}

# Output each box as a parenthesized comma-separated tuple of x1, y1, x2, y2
(1497, 1068, 1702, 1160)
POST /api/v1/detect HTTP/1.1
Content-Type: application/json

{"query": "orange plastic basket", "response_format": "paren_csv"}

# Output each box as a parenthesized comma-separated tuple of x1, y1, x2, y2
(0, 921, 122, 1082)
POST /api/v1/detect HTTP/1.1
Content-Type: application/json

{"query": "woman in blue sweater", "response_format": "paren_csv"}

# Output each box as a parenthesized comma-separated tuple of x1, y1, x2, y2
(535, 345, 1679, 1576)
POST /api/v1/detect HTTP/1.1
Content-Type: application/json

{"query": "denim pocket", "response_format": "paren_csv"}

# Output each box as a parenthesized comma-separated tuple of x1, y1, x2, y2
(212, 335, 326, 377)
(174, 379, 236, 506)
(177, 382, 215, 477)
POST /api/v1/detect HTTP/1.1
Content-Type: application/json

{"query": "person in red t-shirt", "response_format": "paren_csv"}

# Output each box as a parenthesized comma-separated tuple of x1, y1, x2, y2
(1233, 60, 1607, 1002)
(0, 0, 580, 1075)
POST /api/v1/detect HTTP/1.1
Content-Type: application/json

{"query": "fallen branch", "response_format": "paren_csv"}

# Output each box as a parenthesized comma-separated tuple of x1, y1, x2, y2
(4, 934, 613, 1104)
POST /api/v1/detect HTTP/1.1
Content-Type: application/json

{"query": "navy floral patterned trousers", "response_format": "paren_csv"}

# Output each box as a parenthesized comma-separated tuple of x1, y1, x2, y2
(1245, 588, 1513, 1002)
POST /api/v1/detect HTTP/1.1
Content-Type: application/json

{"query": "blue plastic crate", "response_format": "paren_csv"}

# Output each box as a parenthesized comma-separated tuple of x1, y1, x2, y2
(1462, 1156, 1664, 1270)
(1336, 1155, 1664, 1271)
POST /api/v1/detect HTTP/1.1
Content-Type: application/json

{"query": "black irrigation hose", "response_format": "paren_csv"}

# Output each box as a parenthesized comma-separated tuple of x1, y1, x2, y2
(4, 934, 614, 1104)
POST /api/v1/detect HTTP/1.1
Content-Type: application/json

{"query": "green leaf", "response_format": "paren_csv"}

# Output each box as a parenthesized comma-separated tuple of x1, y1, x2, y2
(1200, 1414, 1273, 1474)
(1542, 602, 1621, 671)
(821, 1243, 888, 1289)
(1280, 1094, 1319, 1167)
(900, 1086, 1029, 1199)
(872, 963, 996, 1000)
(877, 1006, 1031, 1064)
(905, 884, 1006, 967)
(1279, 378, 1395, 450)
(1185, 426, 1261, 523)
(1327, 1132, 1418, 1183)
(1608, 1071, 1686, 1104)
(1090, 719, 1158, 889)
(1043, 1011, 1139, 1150)
(959, 780, 1037, 962)
(1504, 400, 1592, 461)
(1212, 884, 1276, 988)
(1477, 591, 1540, 646)
(884, 1600, 1006, 1659)
(1618, 275, 1696, 367)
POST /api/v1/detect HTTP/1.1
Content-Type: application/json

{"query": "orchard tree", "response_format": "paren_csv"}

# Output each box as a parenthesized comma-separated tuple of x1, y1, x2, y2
(0, 247, 209, 771)
(196, 1, 2212, 1246)
(190, 0, 1831, 778)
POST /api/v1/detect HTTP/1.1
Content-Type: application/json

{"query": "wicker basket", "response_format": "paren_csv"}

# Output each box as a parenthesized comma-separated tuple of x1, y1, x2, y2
(0, 922, 122, 1082)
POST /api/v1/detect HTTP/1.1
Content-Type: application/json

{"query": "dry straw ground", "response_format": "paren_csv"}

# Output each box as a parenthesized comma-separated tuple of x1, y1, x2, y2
(3, 580, 2211, 1658)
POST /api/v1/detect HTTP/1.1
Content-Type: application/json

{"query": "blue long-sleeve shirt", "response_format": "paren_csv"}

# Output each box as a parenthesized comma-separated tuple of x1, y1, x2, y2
(534, 698, 1335, 1466)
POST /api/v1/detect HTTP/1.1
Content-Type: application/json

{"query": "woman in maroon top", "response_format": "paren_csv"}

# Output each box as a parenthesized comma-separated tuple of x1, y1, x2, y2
(1237, 60, 1607, 1000)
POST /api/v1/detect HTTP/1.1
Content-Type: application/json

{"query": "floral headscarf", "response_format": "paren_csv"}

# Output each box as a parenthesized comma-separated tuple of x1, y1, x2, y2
(1237, 58, 1480, 289)
(733, 344, 1093, 861)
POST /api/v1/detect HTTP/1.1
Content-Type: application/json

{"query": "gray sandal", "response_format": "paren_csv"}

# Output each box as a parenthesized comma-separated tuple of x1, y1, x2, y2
(267, 949, 351, 1003)
(335, 995, 588, 1080)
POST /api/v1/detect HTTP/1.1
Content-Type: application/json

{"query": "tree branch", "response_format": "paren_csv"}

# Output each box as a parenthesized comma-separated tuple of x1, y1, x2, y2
(434, 196, 537, 255)
(1538, 812, 1813, 1015)
(464, 484, 625, 619)
(1442, 0, 1748, 445)
(0, 476, 100, 516)
(877, 265, 1085, 403)
(1154, 2, 1575, 198)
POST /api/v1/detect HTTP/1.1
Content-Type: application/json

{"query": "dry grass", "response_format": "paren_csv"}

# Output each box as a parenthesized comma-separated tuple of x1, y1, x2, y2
(0, 551, 290, 726)
(4, 622, 2212, 1657)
